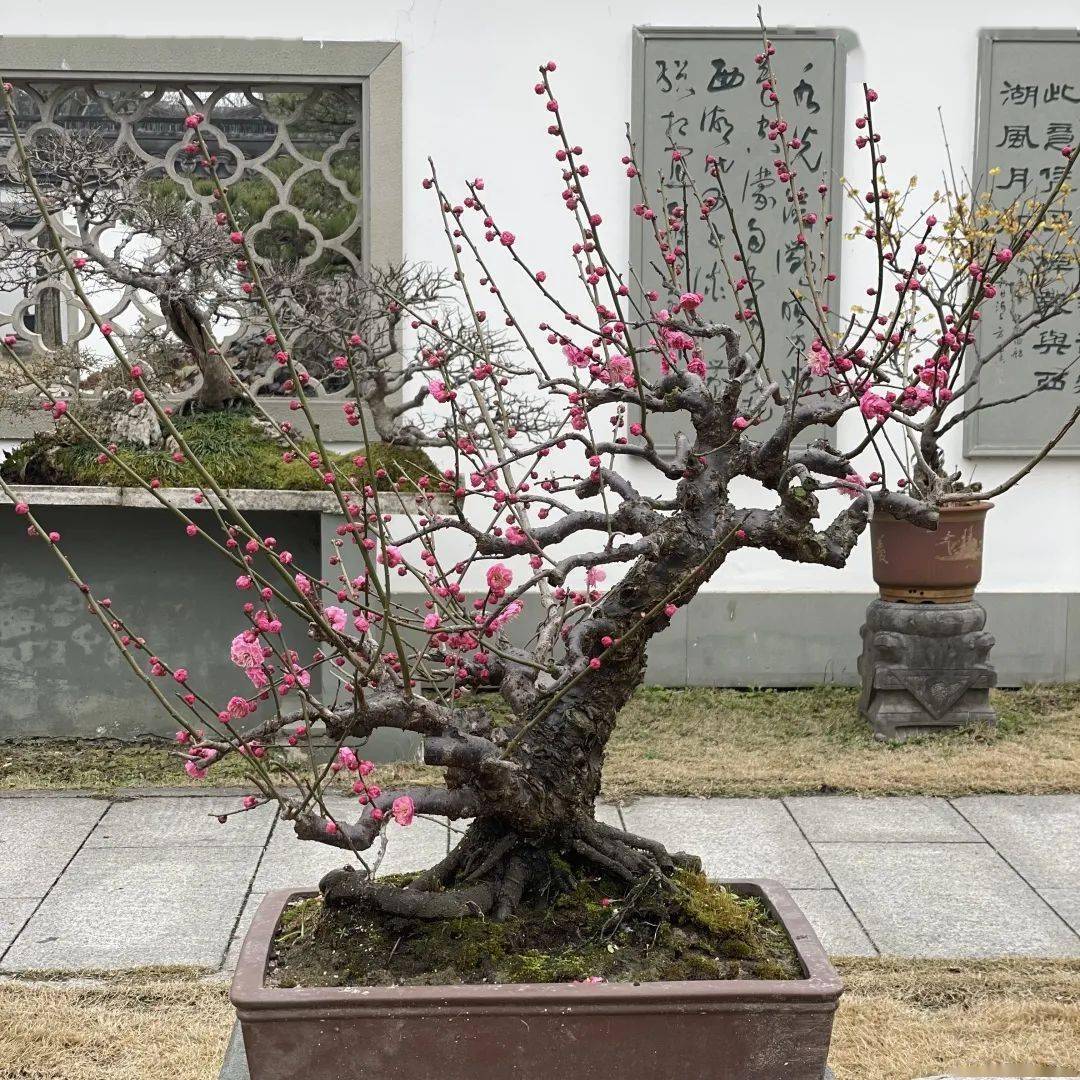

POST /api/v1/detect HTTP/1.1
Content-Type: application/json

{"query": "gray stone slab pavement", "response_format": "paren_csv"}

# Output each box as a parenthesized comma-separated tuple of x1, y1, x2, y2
(789, 889, 877, 956)
(617, 796, 833, 888)
(1, 792, 1078, 973)
(0, 898, 37, 954)
(224, 890, 265, 971)
(785, 795, 981, 843)
(0, 796, 107, 898)
(816, 841, 1080, 958)
(1040, 890, 1080, 936)
(2, 844, 262, 971)
(85, 795, 278, 849)
(952, 794, 1080, 890)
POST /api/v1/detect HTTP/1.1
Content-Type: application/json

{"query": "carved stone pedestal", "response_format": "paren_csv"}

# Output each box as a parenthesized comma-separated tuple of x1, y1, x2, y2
(858, 599, 997, 741)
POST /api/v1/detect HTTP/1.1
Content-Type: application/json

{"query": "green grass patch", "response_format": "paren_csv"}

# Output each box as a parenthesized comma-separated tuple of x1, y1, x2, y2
(0, 409, 436, 491)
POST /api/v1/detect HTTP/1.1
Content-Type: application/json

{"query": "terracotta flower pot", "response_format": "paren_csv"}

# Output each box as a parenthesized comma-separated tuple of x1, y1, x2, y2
(231, 881, 842, 1080)
(870, 501, 992, 604)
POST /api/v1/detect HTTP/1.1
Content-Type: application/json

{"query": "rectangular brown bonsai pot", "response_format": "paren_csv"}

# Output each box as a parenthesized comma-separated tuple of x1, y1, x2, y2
(231, 880, 842, 1080)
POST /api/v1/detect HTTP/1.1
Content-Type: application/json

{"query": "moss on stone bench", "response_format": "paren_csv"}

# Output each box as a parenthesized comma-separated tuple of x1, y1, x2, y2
(0, 410, 436, 492)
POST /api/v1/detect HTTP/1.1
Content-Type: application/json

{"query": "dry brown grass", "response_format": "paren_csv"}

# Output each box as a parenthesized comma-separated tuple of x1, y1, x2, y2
(830, 958, 1080, 1080)
(602, 684, 1080, 798)
(3, 684, 1079, 799)
(0, 972, 232, 1080)
(1, 960, 1077, 1079)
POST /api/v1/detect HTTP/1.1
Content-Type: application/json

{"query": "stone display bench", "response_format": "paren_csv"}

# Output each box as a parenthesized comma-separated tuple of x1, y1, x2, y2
(0, 484, 433, 754)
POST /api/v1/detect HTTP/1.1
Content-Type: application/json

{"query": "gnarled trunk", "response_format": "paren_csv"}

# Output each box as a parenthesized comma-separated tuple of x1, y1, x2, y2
(320, 526, 719, 919)
(163, 297, 239, 411)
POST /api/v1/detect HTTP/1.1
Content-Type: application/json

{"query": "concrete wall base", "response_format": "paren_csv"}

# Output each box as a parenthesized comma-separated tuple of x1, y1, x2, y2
(1, 494, 1077, 741)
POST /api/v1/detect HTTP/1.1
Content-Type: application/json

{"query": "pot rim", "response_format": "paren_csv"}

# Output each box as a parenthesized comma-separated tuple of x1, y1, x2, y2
(874, 500, 994, 524)
(932, 499, 994, 514)
(230, 879, 843, 1017)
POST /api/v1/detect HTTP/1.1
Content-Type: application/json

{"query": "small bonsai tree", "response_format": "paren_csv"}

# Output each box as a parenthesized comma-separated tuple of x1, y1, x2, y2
(0, 108, 529, 449)
(0, 31, 1076, 923)
(808, 96, 1080, 506)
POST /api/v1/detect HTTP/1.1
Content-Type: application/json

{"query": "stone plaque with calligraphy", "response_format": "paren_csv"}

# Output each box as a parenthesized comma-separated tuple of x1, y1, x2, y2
(630, 27, 847, 450)
(966, 29, 1080, 456)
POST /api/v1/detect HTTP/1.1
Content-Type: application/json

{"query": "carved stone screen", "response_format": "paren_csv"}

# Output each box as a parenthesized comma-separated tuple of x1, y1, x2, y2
(0, 75, 364, 417)
(966, 29, 1080, 456)
(630, 27, 847, 450)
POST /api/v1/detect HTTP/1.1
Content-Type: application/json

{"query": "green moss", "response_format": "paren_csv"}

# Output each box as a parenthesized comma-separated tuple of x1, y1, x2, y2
(268, 859, 803, 990)
(502, 948, 606, 983)
(0, 409, 437, 493)
(673, 868, 757, 937)
(277, 895, 322, 937)
(423, 916, 510, 972)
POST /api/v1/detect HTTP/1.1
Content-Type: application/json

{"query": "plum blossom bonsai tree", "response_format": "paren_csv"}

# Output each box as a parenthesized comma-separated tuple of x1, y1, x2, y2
(0, 33, 1076, 921)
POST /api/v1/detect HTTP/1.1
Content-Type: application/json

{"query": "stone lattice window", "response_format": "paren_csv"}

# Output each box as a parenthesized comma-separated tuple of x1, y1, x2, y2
(0, 38, 401, 437)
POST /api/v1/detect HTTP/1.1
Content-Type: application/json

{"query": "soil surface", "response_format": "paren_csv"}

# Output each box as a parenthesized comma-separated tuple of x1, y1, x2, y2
(268, 868, 802, 988)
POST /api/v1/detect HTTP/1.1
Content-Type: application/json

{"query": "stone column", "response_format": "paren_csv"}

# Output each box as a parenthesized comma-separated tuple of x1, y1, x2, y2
(858, 599, 997, 741)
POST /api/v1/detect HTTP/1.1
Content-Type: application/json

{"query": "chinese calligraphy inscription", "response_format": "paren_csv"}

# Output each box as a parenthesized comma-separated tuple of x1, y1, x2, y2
(966, 31, 1080, 455)
(630, 27, 846, 449)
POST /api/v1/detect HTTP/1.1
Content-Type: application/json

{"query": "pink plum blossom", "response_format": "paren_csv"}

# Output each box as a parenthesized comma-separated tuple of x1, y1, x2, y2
(839, 473, 868, 499)
(226, 695, 250, 721)
(563, 343, 590, 368)
(486, 563, 513, 594)
(489, 600, 523, 631)
(246, 667, 269, 689)
(230, 633, 264, 669)
(859, 389, 893, 422)
(427, 378, 453, 403)
(392, 795, 415, 826)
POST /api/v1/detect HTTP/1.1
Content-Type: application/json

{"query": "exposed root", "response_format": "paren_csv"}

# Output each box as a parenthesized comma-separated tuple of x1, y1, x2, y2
(493, 852, 533, 922)
(458, 832, 519, 884)
(320, 864, 499, 918)
(318, 813, 700, 922)
(583, 818, 703, 874)
(404, 822, 517, 894)
(402, 840, 469, 893)
(571, 837, 644, 883)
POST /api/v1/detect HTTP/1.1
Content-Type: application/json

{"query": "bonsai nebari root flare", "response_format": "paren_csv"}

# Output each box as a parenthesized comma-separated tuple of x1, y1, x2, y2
(316, 817, 702, 922)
